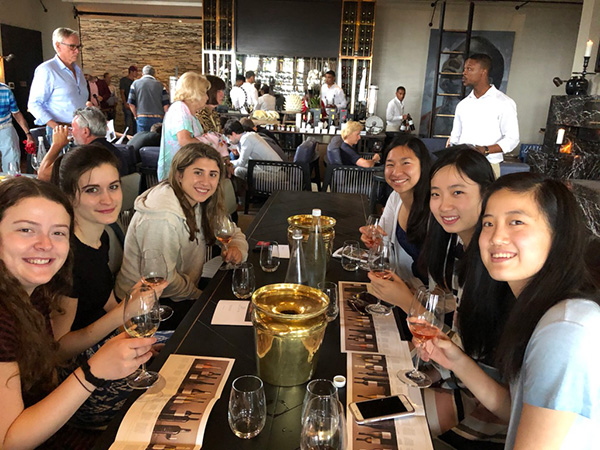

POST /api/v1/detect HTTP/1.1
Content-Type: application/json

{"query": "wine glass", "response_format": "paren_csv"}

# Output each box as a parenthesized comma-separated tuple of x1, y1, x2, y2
(259, 241, 280, 272)
(228, 375, 267, 439)
(397, 287, 445, 388)
(216, 215, 237, 270)
(7, 162, 20, 177)
(300, 396, 346, 450)
(31, 154, 42, 173)
(301, 379, 339, 423)
(123, 286, 161, 389)
(360, 215, 382, 270)
(318, 281, 339, 322)
(341, 240, 360, 272)
(232, 262, 256, 299)
(365, 237, 394, 316)
(140, 249, 174, 321)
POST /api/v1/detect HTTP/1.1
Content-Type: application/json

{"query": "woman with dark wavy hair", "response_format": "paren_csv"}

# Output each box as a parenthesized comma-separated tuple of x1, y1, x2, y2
(423, 173, 600, 449)
(359, 135, 432, 284)
(0, 177, 154, 448)
(116, 142, 248, 302)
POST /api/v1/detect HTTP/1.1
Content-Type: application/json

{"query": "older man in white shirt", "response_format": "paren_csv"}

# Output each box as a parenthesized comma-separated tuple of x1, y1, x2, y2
(386, 86, 406, 131)
(320, 70, 347, 109)
(449, 53, 519, 177)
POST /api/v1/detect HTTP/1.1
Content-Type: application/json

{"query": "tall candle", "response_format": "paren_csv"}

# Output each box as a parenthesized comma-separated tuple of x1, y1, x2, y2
(556, 128, 565, 145)
(585, 40, 593, 58)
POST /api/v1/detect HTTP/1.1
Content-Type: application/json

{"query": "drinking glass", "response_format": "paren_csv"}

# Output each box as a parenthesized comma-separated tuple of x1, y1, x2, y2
(341, 240, 360, 272)
(232, 262, 256, 299)
(228, 375, 266, 439)
(365, 214, 382, 246)
(259, 241, 280, 272)
(123, 286, 161, 389)
(318, 281, 339, 322)
(216, 215, 237, 270)
(365, 238, 394, 316)
(301, 379, 339, 423)
(140, 249, 173, 321)
(31, 154, 42, 173)
(7, 162, 20, 177)
(300, 396, 346, 450)
(397, 287, 445, 388)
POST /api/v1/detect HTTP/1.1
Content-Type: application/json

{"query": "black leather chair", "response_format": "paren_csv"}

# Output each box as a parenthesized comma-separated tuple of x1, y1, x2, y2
(138, 146, 160, 193)
(294, 139, 321, 191)
(244, 159, 311, 214)
(114, 144, 137, 175)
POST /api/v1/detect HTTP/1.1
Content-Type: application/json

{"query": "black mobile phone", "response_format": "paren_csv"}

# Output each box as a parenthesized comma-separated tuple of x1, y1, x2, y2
(349, 394, 416, 424)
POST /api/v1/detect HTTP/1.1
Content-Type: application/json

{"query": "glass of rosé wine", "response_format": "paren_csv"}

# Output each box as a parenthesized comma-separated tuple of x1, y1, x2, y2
(397, 287, 445, 388)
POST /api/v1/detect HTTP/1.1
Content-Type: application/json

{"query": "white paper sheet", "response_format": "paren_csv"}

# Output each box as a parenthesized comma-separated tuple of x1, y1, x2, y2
(211, 300, 252, 326)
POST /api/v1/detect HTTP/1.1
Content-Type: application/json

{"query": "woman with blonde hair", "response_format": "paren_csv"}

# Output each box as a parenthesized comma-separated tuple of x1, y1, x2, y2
(327, 120, 380, 167)
(116, 142, 248, 303)
(158, 71, 211, 180)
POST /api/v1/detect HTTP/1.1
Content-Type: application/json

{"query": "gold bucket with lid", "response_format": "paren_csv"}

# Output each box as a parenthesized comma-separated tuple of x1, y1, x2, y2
(287, 214, 336, 258)
(252, 283, 329, 386)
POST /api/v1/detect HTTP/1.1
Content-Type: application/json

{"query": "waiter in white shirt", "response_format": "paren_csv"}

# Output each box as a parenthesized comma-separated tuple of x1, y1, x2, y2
(320, 70, 347, 109)
(386, 86, 406, 131)
(241, 71, 259, 112)
(230, 75, 247, 112)
(449, 53, 519, 178)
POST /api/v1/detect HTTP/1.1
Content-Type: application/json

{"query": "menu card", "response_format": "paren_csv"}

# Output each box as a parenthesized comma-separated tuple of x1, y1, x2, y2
(339, 281, 404, 356)
(109, 355, 234, 450)
(347, 351, 433, 450)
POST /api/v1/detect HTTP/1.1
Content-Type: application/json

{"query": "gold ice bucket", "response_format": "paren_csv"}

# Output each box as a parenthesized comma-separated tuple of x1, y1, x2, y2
(287, 214, 336, 258)
(252, 283, 329, 386)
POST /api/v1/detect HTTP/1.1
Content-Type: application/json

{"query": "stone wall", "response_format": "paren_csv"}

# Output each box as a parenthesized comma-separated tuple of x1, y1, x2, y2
(79, 18, 203, 131)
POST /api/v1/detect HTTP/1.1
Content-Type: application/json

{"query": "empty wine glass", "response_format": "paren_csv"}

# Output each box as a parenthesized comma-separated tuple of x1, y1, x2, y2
(366, 237, 394, 316)
(228, 375, 266, 439)
(301, 379, 339, 424)
(123, 286, 161, 389)
(318, 281, 339, 322)
(216, 215, 237, 270)
(341, 240, 360, 272)
(232, 262, 256, 299)
(31, 154, 42, 173)
(300, 396, 346, 450)
(397, 287, 445, 388)
(7, 162, 20, 177)
(140, 249, 173, 321)
(259, 241, 280, 272)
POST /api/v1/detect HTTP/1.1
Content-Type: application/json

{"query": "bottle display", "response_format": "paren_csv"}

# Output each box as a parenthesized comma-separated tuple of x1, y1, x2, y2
(305, 209, 327, 288)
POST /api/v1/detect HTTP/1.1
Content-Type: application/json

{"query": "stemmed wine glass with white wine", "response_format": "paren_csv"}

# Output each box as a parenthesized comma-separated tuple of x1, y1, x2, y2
(216, 215, 237, 270)
(123, 286, 161, 389)
(140, 249, 173, 321)
(397, 287, 445, 388)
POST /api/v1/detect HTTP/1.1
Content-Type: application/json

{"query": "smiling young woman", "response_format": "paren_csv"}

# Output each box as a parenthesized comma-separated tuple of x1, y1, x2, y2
(116, 142, 248, 304)
(0, 177, 154, 449)
(424, 173, 600, 449)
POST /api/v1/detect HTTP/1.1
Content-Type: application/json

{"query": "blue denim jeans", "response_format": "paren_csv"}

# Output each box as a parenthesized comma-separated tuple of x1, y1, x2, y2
(0, 125, 20, 172)
(136, 116, 162, 132)
(123, 107, 137, 134)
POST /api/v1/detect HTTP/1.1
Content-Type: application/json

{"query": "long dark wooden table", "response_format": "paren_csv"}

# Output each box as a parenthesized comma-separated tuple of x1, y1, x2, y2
(94, 190, 373, 449)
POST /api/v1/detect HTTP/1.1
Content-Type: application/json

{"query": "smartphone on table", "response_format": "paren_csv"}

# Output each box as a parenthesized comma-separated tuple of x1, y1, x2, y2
(349, 394, 415, 424)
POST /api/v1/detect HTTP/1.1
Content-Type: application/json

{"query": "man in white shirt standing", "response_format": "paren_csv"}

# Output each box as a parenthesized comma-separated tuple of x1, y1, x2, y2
(320, 70, 347, 109)
(449, 53, 519, 177)
(241, 71, 259, 112)
(230, 75, 246, 112)
(386, 86, 406, 132)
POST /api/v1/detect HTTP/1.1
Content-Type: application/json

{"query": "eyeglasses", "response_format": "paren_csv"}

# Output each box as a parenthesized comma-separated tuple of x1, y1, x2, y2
(59, 42, 83, 51)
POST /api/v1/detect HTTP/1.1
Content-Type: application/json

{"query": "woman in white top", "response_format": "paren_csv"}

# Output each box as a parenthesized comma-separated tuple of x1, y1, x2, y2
(359, 135, 432, 284)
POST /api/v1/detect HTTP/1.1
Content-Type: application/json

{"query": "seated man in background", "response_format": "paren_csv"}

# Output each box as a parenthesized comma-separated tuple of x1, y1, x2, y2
(223, 119, 282, 179)
(327, 120, 380, 167)
(127, 122, 162, 162)
(256, 85, 276, 111)
(38, 106, 127, 180)
(239, 117, 286, 161)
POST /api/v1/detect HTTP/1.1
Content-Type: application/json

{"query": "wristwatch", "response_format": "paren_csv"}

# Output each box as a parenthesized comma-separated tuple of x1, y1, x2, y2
(81, 359, 107, 388)
(484, 146, 490, 156)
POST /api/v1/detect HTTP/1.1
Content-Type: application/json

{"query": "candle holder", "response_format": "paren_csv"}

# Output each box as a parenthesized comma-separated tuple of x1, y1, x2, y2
(566, 56, 592, 96)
